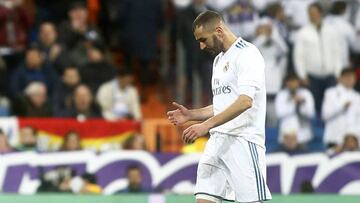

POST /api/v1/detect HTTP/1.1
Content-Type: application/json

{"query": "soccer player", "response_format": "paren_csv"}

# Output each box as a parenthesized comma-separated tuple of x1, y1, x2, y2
(167, 11, 271, 203)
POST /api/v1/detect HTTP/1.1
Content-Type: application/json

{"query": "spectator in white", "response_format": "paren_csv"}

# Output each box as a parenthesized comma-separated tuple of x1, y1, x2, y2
(293, 2, 342, 113)
(282, 0, 316, 31)
(265, 2, 291, 43)
(275, 73, 315, 147)
(325, 1, 358, 68)
(222, 0, 260, 41)
(253, 17, 288, 127)
(97, 69, 141, 121)
(322, 68, 360, 149)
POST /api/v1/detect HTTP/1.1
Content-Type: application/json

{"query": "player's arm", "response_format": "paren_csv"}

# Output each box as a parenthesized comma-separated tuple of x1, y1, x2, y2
(182, 94, 253, 144)
(189, 105, 214, 121)
(203, 95, 251, 129)
(167, 102, 213, 125)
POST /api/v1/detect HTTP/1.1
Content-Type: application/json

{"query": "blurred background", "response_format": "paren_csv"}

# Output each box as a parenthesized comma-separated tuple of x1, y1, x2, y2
(0, 0, 360, 202)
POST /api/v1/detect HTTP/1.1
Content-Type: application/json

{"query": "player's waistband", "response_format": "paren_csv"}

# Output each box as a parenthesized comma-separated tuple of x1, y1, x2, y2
(209, 131, 266, 149)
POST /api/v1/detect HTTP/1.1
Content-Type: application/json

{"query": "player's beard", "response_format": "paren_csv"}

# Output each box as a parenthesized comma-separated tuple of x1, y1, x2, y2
(204, 35, 223, 56)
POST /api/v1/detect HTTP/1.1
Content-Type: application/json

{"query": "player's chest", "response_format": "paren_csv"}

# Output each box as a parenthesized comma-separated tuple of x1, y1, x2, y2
(212, 59, 237, 85)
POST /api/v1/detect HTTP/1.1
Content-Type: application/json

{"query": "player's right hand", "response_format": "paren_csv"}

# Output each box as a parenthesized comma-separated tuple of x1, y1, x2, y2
(167, 102, 191, 126)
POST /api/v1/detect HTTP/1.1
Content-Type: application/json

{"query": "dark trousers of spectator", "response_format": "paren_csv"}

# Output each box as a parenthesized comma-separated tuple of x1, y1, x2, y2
(308, 74, 336, 114)
(266, 94, 277, 128)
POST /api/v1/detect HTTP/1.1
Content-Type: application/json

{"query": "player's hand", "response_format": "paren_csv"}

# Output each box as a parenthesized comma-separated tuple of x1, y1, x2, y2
(167, 102, 191, 126)
(182, 123, 209, 144)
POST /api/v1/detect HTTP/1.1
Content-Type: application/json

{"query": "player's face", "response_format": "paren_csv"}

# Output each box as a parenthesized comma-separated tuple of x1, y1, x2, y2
(194, 26, 223, 55)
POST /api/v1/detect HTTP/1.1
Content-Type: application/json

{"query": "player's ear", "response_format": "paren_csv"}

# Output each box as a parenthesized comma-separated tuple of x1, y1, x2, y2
(214, 26, 224, 38)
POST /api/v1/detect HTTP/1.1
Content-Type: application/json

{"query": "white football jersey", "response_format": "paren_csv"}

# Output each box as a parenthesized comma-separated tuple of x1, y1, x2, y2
(209, 37, 267, 148)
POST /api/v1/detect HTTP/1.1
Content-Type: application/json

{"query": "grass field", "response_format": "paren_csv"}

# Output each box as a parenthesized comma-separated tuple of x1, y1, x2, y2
(0, 194, 359, 203)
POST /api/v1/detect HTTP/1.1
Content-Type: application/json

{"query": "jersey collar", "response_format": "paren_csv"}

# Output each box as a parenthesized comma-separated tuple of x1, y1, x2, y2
(221, 37, 242, 59)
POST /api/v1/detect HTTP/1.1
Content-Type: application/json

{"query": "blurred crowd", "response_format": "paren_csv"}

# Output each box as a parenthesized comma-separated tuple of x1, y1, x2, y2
(0, 0, 360, 158)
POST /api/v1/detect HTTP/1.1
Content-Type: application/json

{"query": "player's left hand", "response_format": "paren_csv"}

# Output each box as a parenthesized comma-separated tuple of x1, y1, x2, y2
(182, 123, 209, 144)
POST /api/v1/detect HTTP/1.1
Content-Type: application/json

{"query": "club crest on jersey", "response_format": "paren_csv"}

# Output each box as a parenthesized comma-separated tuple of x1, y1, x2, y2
(223, 62, 229, 72)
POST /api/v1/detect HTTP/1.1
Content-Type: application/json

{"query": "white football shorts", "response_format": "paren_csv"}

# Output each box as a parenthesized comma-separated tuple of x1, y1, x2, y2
(195, 132, 272, 202)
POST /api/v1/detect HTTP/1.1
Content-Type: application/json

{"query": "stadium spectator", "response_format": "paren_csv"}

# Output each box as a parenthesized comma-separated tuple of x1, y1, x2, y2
(58, 2, 102, 50)
(0, 0, 33, 71)
(275, 73, 315, 147)
(277, 130, 306, 155)
(57, 2, 103, 68)
(0, 128, 12, 153)
(253, 17, 288, 127)
(121, 165, 148, 193)
(96, 69, 141, 121)
(57, 84, 101, 119)
(53, 66, 81, 116)
(61, 131, 82, 151)
(293, 2, 342, 113)
(325, 1, 358, 68)
(16, 126, 38, 151)
(322, 68, 360, 148)
(265, 2, 291, 44)
(0, 92, 10, 116)
(281, 0, 316, 31)
(70, 173, 102, 194)
(119, 0, 164, 86)
(9, 46, 59, 99)
(176, 0, 213, 106)
(80, 44, 116, 93)
(37, 166, 75, 193)
(37, 22, 69, 74)
(223, 0, 260, 41)
(341, 134, 359, 152)
(12, 82, 52, 117)
(123, 134, 146, 150)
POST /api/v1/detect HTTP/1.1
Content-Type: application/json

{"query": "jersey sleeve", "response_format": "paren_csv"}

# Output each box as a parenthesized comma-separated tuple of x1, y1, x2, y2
(235, 47, 265, 95)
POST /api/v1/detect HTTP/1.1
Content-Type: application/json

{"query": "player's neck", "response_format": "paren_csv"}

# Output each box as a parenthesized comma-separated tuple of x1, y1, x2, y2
(222, 33, 238, 53)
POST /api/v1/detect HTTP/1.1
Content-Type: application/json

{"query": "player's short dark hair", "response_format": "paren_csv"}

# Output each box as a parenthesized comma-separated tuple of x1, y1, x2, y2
(308, 2, 323, 14)
(192, 10, 224, 32)
(340, 67, 355, 76)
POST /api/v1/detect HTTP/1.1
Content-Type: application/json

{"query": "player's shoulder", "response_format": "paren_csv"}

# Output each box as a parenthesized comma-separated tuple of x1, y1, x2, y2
(234, 39, 264, 63)
(235, 39, 260, 55)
